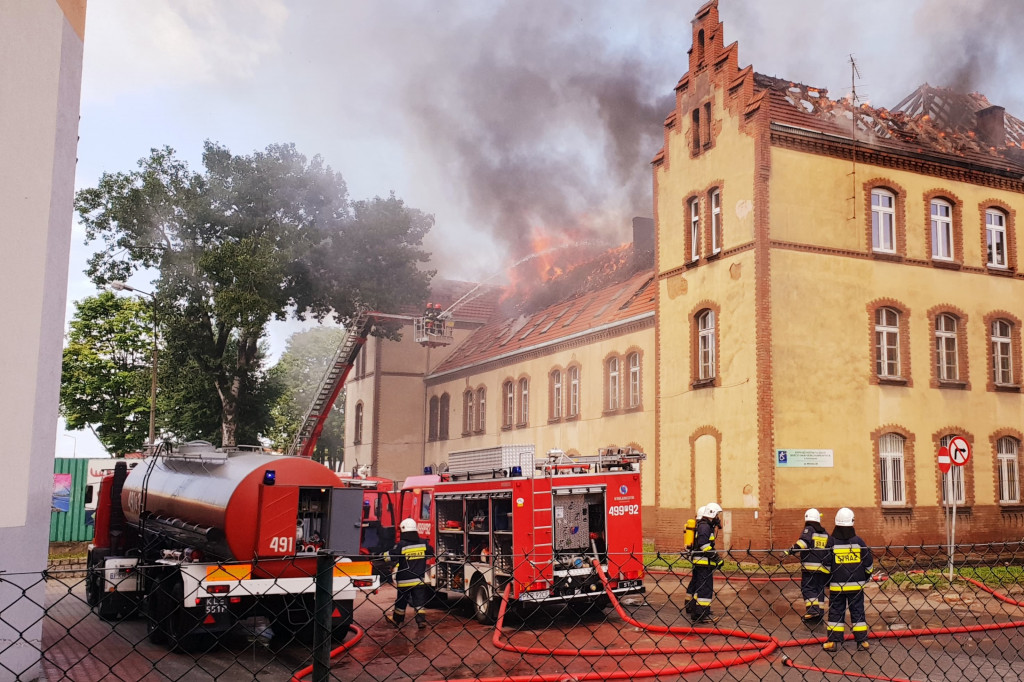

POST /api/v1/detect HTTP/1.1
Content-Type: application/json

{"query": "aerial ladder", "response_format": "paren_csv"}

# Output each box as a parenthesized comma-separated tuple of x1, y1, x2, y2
(289, 303, 461, 458)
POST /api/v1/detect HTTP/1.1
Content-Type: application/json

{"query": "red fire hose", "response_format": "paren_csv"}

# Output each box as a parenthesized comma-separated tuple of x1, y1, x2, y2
(288, 624, 364, 682)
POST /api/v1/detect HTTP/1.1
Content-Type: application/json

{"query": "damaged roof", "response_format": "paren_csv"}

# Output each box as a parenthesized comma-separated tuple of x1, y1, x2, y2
(755, 73, 1024, 174)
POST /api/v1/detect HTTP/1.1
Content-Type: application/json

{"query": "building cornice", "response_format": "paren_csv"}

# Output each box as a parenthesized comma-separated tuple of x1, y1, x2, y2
(425, 312, 655, 385)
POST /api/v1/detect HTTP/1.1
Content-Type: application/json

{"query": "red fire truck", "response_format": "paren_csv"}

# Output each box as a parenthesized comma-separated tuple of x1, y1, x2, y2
(395, 445, 647, 623)
(86, 441, 376, 650)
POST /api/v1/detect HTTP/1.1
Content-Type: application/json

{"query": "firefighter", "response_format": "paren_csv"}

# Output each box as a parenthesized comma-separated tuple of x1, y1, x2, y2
(784, 508, 830, 623)
(683, 505, 706, 616)
(423, 302, 435, 334)
(386, 517, 435, 629)
(689, 502, 724, 623)
(823, 507, 873, 652)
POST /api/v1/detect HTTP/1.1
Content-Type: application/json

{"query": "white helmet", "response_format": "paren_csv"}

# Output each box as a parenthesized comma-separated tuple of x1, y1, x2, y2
(705, 502, 723, 517)
(400, 518, 418, 533)
(804, 508, 821, 523)
(835, 508, 855, 527)
(696, 506, 707, 519)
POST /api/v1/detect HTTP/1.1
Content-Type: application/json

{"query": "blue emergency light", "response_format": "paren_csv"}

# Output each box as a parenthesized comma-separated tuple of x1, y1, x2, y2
(263, 470, 276, 486)
(511, 466, 522, 477)
(424, 466, 433, 474)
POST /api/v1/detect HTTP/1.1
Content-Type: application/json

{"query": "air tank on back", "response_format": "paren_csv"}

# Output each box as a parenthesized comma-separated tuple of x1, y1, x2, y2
(121, 442, 355, 561)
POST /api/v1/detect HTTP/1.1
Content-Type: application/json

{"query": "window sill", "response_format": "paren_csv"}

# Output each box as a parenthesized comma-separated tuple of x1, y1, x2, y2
(623, 404, 644, 414)
(501, 425, 513, 432)
(515, 423, 529, 429)
(706, 250, 722, 262)
(871, 251, 904, 263)
(932, 259, 961, 271)
(564, 414, 580, 422)
(937, 380, 968, 390)
(691, 378, 716, 390)
(603, 408, 623, 417)
(686, 257, 700, 269)
(547, 417, 563, 424)
(987, 265, 1015, 276)
(940, 505, 971, 515)
(995, 383, 1022, 393)
(877, 376, 908, 386)
(881, 506, 912, 516)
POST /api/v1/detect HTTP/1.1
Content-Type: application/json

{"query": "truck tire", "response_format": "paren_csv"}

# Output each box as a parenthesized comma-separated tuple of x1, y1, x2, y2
(85, 565, 100, 608)
(471, 583, 498, 625)
(145, 581, 169, 645)
(166, 579, 204, 652)
(333, 600, 354, 642)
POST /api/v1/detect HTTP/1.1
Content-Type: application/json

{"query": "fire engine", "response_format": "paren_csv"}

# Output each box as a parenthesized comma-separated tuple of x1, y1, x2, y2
(85, 441, 375, 650)
(395, 444, 647, 623)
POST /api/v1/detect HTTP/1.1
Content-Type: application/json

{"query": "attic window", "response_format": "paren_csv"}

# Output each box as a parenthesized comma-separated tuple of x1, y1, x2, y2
(540, 306, 570, 334)
(619, 278, 653, 310)
(697, 29, 705, 65)
(563, 301, 590, 327)
(593, 285, 632, 319)
(519, 315, 547, 340)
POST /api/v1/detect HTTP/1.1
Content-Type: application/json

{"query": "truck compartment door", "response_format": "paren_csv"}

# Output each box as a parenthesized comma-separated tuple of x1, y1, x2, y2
(329, 487, 363, 555)
(256, 485, 300, 557)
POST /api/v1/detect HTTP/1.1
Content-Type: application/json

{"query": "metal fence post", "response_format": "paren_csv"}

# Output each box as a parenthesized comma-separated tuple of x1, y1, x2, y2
(313, 550, 334, 682)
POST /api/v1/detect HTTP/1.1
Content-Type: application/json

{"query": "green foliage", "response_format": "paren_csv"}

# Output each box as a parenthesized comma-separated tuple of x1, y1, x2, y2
(75, 142, 433, 446)
(267, 326, 348, 466)
(59, 292, 154, 456)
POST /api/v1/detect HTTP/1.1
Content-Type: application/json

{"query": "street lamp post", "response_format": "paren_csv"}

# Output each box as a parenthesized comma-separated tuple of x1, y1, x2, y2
(110, 281, 158, 450)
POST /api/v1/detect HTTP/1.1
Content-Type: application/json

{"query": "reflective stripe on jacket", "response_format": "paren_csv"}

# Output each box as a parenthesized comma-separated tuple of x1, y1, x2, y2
(387, 538, 435, 587)
(790, 524, 831, 574)
(824, 536, 873, 590)
(691, 518, 720, 566)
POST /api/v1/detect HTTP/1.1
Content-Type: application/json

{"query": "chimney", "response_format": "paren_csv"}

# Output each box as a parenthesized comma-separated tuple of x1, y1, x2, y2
(976, 105, 1006, 147)
(632, 217, 655, 266)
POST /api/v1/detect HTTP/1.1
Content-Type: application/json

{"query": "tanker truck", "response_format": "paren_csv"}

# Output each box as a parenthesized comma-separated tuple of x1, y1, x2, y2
(86, 441, 375, 650)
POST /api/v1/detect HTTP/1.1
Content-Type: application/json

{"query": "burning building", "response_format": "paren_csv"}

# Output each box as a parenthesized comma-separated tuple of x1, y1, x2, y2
(653, 0, 1024, 548)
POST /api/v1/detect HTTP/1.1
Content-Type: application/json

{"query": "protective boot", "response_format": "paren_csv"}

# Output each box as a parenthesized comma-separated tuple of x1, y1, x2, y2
(415, 613, 426, 630)
(684, 598, 696, 615)
(388, 611, 405, 628)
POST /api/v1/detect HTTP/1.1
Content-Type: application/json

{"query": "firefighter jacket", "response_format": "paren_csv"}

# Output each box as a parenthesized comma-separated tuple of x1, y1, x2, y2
(824, 534, 873, 592)
(789, 523, 831, 574)
(387, 534, 435, 588)
(691, 518, 723, 567)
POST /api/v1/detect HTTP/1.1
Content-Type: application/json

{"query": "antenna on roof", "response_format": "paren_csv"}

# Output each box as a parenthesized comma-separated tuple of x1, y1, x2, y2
(849, 54, 862, 220)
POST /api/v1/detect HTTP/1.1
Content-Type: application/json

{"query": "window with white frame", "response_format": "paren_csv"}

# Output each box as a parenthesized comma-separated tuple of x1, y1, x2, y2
(878, 432, 906, 505)
(628, 352, 641, 408)
(690, 198, 700, 261)
(935, 313, 959, 381)
(568, 366, 580, 417)
(463, 390, 474, 434)
(987, 208, 1008, 268)
(502, 380, 514, 428)
(551, 370, 562, 419)
(875, 307, 900, 377)
(476, 387, 486, 432)
(354, 402, 364, 445)
(871, 189, 896, 253)
(931, 199, 953, 260)
(607, 357, 620, 410)
(698, 310, 716, 381)
(940, 435, 966, 505)
(993, 319, 1014, 385)
(998, 437, 1020, 504)
(518, 378, 529, 425)
(710, 189, 722, 254)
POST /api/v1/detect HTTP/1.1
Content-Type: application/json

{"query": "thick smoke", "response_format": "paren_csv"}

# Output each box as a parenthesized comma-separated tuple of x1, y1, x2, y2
(397, 2, 680, 266)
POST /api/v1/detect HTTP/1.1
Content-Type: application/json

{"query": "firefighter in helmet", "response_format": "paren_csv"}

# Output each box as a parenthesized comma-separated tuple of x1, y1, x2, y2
(689, 502, 724, 623)
(682, 505, 706, 616)
(386, 518, 435, 629)
(785, 508, 830, 623)
(823, 507, 873, 652)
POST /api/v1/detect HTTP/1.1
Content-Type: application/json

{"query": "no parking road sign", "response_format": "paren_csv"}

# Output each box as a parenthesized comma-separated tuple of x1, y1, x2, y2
(948, 436, 971, 466)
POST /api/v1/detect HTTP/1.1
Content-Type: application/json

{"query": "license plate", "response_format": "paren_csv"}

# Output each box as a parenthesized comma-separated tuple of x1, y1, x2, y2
(616, 579, 643, 589)
(205, 597, 228, 614)
(519, 590, 550, 601)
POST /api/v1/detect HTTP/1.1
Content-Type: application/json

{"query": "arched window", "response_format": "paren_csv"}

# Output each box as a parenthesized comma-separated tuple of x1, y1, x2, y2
(935, 314, 958, 381)
(878, 432, 905, 506)
(871, 189, 896, 253)
(710, 188, 722, 254)
(992, 319, 1014, 385)
(354, 402, 364, 445)
(502, 380, 514, 428)
(998, 436, 1021, 504)
(568, 366, 580, 417)
(931, 199, 953, 260)
(518, 378, 529, 426)
(550, 370, 562, 419)
(986, 208, 1008, 268)
(428, 396, 439, 441)
(628, 352, 641, 408)
(607, 357, 620, 410)
(698, 310, 715, 380)
(438, 393, 450, 440)
(463, 390, 475, 435)
(875, 307, 900, 378)
(697, 28, 705, 64)
(476, 387, 486, 432)
(689, 198, 700, 261)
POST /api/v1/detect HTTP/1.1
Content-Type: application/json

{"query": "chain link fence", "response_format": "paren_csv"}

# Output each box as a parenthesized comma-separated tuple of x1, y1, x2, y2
(12, 543, 1024, 681)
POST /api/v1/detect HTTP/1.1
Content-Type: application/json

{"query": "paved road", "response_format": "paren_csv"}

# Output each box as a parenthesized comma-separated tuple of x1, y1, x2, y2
(41, 568, 1024, 681)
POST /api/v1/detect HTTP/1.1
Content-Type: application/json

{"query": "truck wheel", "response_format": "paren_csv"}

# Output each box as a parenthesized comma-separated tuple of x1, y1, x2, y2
(166, 580, 203, 652)
(145, 582, 169, 645)
(85, 565, 100, 608)
(471, 584, 497, 625)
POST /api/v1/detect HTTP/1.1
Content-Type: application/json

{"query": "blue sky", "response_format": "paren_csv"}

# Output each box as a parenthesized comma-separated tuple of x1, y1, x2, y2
(58, 0, 1024, 457)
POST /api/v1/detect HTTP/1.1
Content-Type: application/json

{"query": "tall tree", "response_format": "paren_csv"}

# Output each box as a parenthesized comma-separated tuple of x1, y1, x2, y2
(60, 292, 154, 456)
(76, 142, 433, 446)
(267, 326, 348, 467)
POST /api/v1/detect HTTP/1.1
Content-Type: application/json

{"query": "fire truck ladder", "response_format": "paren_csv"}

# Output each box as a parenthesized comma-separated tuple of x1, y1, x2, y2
(289, 309, 375, 458)
(540, 448, 647, 475)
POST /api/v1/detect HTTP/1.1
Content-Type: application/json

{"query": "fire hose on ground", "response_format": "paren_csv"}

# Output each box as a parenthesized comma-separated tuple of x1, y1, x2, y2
(417, 559, 1024, 682)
